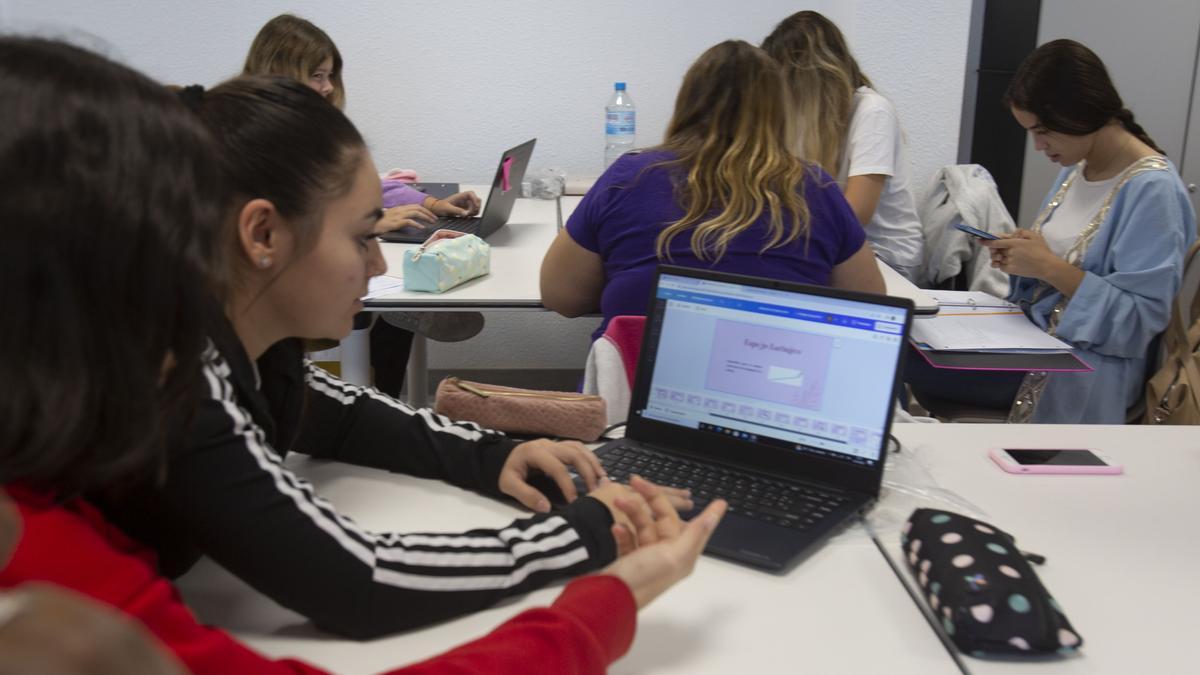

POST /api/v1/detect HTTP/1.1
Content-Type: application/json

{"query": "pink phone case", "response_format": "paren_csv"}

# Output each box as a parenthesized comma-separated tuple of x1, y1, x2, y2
(988, 448, 1124, 475)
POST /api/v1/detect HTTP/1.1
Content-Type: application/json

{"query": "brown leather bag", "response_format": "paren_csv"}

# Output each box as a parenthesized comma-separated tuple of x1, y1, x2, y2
(434, 377, 608, 441)
(1144, 241, 1200, 425)
(1144, 309, 1200, 424)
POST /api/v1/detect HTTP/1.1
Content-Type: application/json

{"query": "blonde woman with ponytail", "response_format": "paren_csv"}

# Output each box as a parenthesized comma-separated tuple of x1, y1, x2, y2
(763, 11, 925, 283)
(541, 40, 883, 339)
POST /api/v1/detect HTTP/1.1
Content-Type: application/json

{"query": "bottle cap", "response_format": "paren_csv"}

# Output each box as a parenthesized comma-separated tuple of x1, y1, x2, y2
(614, 82, 626, 91)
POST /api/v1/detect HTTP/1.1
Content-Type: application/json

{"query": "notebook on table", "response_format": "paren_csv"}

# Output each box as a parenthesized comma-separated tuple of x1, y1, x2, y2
(911, 290, 1091, 372)
(594, 266, 913, 572)
(379, 138, 536, 244)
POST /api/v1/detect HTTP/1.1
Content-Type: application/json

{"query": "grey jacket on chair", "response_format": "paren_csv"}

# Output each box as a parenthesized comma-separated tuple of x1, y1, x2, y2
(920, 165, 1014, 298)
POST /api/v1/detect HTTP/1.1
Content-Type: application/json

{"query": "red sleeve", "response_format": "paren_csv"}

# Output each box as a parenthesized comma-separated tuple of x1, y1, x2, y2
(399, 575, 637, 675)
(2, 492, 637, 675)
(0, 492, 329, 675)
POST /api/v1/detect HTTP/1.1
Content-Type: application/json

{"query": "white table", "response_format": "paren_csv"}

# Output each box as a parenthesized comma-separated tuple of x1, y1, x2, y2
(176, 453, 958, 675)
(368, 194, 558, 309)
(557, 196, 938, 315)
(889, 424, 1200, 674)
(354, 191, 937, 403)
(350, 187, 559, 404)
(176, 424, 1198, 672)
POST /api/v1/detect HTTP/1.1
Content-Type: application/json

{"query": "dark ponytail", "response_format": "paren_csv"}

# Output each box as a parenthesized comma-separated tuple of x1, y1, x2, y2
(1005, 39, 1164, 154)
(186, 75, 367, 285)
(175, 83, 206, 110)
(1114, 107, 1163, 154)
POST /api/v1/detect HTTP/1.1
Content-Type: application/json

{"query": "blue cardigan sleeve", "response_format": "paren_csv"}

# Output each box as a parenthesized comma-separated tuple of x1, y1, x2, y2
(1054, 173, 1196, 358)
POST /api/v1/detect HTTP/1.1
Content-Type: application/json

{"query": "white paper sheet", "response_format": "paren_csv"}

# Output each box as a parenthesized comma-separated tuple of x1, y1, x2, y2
(362, 274, 405, 300)
(911, 310, 1072, 351)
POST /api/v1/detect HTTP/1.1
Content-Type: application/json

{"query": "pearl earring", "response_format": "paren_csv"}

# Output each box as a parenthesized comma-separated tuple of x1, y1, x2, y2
(258, 256, 272, 269)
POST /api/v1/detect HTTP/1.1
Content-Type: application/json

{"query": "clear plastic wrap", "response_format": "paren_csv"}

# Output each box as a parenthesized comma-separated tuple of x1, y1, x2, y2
(522, 167, 567, 199)
(830, 434, 989, 545)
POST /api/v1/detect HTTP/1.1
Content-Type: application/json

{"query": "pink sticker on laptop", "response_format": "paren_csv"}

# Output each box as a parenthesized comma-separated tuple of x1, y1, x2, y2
(501, 157, 514, 193)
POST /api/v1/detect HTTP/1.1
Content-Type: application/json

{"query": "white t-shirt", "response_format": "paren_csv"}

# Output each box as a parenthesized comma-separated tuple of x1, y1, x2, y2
(837, 86, 925, 279)
(1040, 168, 1120, 259)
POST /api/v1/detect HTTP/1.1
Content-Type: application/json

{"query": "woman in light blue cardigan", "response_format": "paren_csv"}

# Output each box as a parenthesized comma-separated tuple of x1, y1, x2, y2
(987, 39, 1196, 423)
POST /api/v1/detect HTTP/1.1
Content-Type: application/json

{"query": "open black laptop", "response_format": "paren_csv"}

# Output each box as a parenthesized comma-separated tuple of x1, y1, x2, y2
(594, 266, 913, 572)
(379, 138, 536, 244)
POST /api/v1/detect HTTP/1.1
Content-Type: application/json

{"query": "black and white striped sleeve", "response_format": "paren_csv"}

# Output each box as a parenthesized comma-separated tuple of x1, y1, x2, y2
(290, 360, 516, 495)
(166, 353, 616, 639)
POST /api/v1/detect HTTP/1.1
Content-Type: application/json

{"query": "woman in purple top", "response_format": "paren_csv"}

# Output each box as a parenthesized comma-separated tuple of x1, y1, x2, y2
(541, 40, 884, 340)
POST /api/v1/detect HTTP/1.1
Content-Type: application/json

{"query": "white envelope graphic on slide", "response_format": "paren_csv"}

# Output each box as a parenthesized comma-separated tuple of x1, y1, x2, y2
(767, 365, 805, 387)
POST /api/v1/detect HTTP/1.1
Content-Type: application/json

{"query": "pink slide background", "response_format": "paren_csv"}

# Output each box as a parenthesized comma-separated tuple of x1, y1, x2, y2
(705, 319, 833, 410)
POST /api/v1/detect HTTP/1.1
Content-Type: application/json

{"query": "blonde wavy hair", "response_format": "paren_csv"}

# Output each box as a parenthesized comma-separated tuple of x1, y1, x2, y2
(243, 14, 345, 109)
(653, 40, 811, 262)
(762, 11, 872, 176)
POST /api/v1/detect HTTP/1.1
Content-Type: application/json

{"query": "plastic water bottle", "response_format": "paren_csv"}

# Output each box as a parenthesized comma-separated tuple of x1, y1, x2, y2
(604, 82, 636, 169)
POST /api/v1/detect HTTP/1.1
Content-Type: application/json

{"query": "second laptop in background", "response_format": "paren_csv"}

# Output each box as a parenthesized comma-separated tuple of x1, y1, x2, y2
(379, 138, 536, 244)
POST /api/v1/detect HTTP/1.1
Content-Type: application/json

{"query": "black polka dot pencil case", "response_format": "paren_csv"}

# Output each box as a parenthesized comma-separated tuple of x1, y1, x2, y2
(902, 508, 1083, 657)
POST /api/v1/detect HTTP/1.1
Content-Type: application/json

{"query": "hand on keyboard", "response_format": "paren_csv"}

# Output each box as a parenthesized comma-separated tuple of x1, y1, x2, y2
(596, 445, 849, 530)
(569, 468, 693, 511)
(428, 190, 481, 217)
(375, 204, 436, 233)
(499, 439, 606, 513)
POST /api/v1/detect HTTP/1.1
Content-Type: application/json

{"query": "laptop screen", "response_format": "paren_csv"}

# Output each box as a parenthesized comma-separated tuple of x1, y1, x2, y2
(634, 271, 907, 467)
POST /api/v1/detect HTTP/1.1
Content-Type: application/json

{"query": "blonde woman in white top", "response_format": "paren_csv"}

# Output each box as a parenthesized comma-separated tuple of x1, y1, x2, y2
(764, 10, 925, 283)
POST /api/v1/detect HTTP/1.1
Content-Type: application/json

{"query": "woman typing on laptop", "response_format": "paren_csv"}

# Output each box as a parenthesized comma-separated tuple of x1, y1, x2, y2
(89, 75, 696, 640)
(540, 40, 884, 339)
(243, 13, 482, 231)
(243, 13, 487, 396)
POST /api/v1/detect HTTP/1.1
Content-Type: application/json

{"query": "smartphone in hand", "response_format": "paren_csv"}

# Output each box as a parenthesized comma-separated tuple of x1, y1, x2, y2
(953, 222, 999, 240)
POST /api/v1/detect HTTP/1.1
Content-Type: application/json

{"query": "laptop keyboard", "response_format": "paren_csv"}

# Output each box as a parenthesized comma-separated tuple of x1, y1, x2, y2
(597, 445, 851, 530)
(434, 216, 481, 235)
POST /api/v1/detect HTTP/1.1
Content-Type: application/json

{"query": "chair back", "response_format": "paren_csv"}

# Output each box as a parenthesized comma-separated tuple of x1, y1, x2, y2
(581, 316, 647, 425)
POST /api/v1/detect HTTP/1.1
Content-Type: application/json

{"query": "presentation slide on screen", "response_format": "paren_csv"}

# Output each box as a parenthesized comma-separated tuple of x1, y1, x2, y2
(643, 295, 900, 457)
(705, 319, 834, 411)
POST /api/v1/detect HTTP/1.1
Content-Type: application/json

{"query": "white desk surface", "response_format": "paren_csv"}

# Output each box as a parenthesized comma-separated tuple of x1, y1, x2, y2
(559, 195, 939, 314)
(366, 186, 556, 309)
(176, 453, 956, 675)
(891, 424, 1200, 674)
(175, 424, 1198, 673)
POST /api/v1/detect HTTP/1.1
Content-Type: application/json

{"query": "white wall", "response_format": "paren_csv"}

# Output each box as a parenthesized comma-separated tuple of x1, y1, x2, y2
(1017, 0, 1200, 228)
(5, 0, 971, 369)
